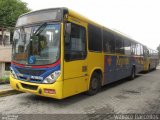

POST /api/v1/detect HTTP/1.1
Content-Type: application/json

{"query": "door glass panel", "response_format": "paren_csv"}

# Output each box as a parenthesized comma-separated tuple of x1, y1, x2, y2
(65, 23, 86, 61)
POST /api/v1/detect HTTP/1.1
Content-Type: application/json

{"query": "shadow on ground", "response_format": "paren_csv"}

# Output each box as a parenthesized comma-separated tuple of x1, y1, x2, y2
(20, 74, 145, 107)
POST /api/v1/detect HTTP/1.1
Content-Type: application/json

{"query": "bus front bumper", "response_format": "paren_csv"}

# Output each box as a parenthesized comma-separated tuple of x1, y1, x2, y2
(10, 76, 63, 99)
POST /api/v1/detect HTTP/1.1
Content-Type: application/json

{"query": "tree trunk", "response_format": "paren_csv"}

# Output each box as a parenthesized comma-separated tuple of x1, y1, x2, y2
(10, 30, 13, 44)
(1, 26, 5, 46)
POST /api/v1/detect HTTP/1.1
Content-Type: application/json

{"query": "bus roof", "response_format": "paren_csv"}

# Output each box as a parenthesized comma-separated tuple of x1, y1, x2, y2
(18, 7, 157, 51)
(18, 7, 67, 18)
(67, 8, 144, 45)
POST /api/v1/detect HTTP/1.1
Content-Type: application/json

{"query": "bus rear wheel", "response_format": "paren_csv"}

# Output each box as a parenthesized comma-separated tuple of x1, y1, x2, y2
(86, 72, 101, 96)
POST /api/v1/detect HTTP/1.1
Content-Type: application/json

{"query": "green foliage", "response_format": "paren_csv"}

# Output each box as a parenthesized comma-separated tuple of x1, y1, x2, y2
(0, 76, 9, 83)
(0, 0, 31, 28)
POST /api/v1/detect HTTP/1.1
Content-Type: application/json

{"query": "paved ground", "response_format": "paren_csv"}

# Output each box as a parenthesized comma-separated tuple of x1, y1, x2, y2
(0, 66, 160, 116)
(0, 84, 11, 90)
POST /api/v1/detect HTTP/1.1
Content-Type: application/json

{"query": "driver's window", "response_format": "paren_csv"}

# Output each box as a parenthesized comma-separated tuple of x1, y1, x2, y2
(65, 23, 86, 61)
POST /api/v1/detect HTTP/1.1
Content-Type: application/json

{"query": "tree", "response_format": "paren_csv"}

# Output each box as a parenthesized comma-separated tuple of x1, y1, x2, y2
(157, 44, 160, 59)
(0, 0, 31, 45)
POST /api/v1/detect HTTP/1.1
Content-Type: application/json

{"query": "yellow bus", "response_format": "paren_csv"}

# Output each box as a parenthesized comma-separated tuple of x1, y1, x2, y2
(143, 47, 159, 72)
(10, 8, 159, 99)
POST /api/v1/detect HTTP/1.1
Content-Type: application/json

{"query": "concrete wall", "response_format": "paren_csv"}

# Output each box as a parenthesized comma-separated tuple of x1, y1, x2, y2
(0, 30, 11, 45)
(0, 63, 2, 78)
(0, 62, 10, 78)
(0, 44, 11, 79)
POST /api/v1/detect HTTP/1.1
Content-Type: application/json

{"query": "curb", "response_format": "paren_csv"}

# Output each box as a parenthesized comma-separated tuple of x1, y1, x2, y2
(0, 82, 10, 85)
(0, 89, 22, 97)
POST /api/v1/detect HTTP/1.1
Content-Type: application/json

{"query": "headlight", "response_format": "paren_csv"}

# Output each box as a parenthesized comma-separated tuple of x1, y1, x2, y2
(42, 70, 61, 84)
(10, 67, 17, 79)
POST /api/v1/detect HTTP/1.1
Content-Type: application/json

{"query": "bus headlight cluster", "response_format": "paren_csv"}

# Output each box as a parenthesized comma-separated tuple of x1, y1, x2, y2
(43, 70, 61, 84)
(10, 67, 17, 79)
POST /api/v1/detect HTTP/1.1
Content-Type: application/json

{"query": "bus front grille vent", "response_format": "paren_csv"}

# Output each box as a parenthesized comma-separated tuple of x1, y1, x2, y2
(21, 83, 38, 90)
(16, 68, 45, 76)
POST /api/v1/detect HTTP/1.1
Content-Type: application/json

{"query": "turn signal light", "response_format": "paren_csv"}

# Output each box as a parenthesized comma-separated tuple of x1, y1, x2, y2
(44, 89, 56, 94)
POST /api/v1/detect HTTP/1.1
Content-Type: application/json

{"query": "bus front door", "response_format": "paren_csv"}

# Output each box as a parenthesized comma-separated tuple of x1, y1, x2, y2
(63, 17, 88, 98)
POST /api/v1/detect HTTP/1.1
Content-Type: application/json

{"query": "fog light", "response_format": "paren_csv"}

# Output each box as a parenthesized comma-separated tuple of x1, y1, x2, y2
(39, 89, 42, 94)
(16, 84, 19, 89)
(44, 89, 56, 94)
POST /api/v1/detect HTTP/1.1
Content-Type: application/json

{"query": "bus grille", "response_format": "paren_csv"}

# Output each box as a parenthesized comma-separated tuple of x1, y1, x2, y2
(21, 83, 38, 90)
(16, 68, 45, 76)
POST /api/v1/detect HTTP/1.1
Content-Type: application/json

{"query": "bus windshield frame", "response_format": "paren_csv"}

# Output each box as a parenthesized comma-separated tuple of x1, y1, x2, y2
(16, 8, 63, 27)
(12, 22, 61, 66)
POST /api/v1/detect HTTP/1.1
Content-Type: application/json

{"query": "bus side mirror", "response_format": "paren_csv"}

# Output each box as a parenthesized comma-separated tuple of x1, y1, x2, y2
(65, 23, 71, 43)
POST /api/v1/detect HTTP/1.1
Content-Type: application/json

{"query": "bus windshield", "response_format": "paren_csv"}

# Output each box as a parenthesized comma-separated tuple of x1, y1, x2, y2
(12, 23, 60, 65)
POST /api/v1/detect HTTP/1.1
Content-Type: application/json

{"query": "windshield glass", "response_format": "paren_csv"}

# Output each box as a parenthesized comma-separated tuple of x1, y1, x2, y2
(12, 23, 60, 65)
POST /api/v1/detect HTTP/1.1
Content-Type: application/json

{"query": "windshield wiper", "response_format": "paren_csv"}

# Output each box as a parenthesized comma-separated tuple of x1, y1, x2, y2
(33, 22, 47, 36)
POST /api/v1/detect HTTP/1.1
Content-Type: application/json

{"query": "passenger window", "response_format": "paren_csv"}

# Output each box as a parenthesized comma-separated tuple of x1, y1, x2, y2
(136, 44, 141, 55)
(143, 47, 149, 57)
(140, 45, 144, 56)
(131, 42, 136, 55)
(115, 35, 124, 54)
(88, 24, 102, 52)
(103, 29, 115, 53)
(64, 23, 86, 61)
(124, 39, 131, 55)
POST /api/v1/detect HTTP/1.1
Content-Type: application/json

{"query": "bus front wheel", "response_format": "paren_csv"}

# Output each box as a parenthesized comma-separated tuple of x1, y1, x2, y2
(86, 72, 101, 96)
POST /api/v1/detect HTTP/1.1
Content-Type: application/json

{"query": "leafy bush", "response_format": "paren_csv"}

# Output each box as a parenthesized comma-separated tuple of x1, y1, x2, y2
(0, 76, 9, 83)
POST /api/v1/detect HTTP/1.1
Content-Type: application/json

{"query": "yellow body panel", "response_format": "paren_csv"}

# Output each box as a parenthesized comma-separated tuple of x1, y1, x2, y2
(87, 52, 104, 86)
(143, 59, 150, 71)
(68, 9, 103, 28)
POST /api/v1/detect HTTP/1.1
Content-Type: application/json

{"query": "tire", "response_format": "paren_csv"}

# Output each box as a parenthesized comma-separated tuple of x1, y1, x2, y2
(86, 72, 101, 96)
(130, 67, 135, 80)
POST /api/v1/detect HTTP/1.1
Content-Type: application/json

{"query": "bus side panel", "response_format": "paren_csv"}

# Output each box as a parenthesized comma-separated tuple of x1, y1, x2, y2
(103, 55, 131, 84)
(62, 77, 88, 98)
(63, 60, 88, 98)
(143, 58, 150, 71)
(134, 56, 144, 73)
(87, 52, 104, 87)
(150, 58, 158, 69)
